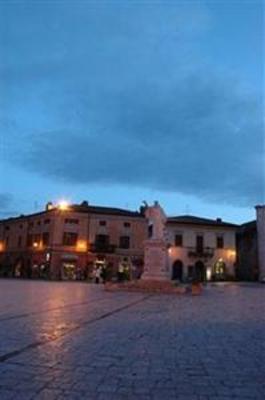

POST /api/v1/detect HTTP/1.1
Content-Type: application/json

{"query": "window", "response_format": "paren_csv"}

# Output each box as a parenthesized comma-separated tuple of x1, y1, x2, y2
(119, 236, 130, 249)
(5, 226, 10, 231)
(19, 224, 23, 229)
(44, 219, 50, 224)
(27, 234, 33, 247)
(37, 221, 41, 226)
(5, 237, 9, 247)
(34, 234, 41, 243)
(63, 232, 78, 246)
(18, 236, 22, 247)
(42, 232, 50, 246)
(217, 236, 224, 249)
(196, 235, 204, 253)
(124, 222, 131, 228)
(99, 220, 106, 226)
(175, 234, 183, 247)
(65, 218, 79, 224)
(29, 222, 34, 228)
(148, 224, 153, 238)
(95, 234, 109, 250)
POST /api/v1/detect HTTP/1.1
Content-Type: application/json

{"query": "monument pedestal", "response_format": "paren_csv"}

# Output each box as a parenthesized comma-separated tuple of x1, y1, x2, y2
(142, 239, 170, 281)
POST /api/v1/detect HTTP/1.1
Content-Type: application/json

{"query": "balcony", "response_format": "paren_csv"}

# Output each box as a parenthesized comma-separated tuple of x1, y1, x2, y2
(90, 243, 116, 254)
(187, 247, 214, 259)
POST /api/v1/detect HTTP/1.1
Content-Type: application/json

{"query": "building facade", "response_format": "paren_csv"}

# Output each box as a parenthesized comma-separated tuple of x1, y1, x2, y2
(0, 201, 147, 280)
(236, 221, 259, 281)
(256, 205, 265, 281)
(166, 216, 238, 282)
(1, 200, 260, 283)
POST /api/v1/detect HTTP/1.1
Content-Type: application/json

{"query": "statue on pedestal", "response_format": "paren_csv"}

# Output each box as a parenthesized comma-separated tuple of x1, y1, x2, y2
(142, 201, 170, 281)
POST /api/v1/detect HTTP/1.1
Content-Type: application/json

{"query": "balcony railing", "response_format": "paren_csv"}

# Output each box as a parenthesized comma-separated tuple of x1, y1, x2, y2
(187, 247, 215, 259)
(90, 243, 116, 254)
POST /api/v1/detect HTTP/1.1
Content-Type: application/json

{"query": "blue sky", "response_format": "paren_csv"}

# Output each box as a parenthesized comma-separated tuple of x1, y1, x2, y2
(0, 0, 264, 223)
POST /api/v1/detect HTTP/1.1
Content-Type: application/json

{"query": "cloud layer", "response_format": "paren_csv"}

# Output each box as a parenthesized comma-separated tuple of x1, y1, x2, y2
(1, 1, 264, 208)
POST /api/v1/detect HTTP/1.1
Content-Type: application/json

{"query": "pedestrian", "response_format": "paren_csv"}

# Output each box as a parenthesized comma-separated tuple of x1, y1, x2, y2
(95, 267, 101, 284)
(118, 262, 124, 282)
(101, 265, 107, 284)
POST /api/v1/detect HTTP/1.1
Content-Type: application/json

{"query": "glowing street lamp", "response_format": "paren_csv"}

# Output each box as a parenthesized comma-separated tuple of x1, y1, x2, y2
(76, 240, 87, 252)
(57, 200, 70, 211)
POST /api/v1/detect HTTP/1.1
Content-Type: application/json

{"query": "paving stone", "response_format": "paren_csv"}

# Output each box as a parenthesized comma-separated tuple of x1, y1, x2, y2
(0, 280, 264, 399)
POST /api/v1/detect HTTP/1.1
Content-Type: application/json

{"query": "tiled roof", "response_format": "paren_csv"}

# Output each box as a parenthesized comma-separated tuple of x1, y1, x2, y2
(0, 204, 144, 223)
(238, 220, 256, 232)
(167, 215, 238, 228)
(71, 204, 144, 218)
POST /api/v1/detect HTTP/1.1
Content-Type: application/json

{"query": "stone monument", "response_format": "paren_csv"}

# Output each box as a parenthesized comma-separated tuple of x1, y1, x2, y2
(141, 201, 170, 280)
(256, 205, 265, 281)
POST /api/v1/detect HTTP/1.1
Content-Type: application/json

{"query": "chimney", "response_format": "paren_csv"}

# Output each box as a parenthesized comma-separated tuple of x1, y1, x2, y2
(216, 218, 222, 223)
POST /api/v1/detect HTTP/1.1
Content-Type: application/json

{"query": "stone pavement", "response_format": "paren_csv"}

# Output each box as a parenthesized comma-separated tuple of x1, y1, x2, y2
(0, 280, 264, 400)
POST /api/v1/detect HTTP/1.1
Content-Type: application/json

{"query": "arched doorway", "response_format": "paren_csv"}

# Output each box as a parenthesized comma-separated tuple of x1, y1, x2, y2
(172, 260, 183, 281)
(195, 261, 206, 282)
(213, 259, 226, 281)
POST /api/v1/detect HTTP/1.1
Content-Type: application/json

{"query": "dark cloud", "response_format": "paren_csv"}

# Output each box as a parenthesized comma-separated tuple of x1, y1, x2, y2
(13, 71, 264, 207)
(1, 1, 264, 208)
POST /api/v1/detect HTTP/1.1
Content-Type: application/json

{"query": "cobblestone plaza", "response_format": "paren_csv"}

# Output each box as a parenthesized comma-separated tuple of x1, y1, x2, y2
(0, 280, 264, 400)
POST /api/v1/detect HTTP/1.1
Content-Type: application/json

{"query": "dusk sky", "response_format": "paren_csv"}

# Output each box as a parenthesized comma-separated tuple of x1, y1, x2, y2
(0, 0, 264, 223)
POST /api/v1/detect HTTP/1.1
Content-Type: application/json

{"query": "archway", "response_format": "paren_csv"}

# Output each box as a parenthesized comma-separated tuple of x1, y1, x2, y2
(195, 261, 206, 282)
(213, 259, 226, 281)
(171, 260, 183, 281)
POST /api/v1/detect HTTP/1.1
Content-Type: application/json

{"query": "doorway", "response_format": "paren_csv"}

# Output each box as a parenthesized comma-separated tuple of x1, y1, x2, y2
(195, 261, 206, 282)
(171, 260, 183, 281)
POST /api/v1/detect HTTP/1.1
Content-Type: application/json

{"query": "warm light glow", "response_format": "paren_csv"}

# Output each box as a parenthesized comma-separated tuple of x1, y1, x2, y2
(33, 241, 39, 248)
(206, 267, 212, 281)
(0, 241, 4, 252)
(168, 246, 172, 255)
(227, 249, 236, 261)
(57, 200, 70, 211)
(76, 240, 87, 252)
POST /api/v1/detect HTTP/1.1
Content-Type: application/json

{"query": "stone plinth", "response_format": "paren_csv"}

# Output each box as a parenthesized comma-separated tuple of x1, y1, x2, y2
(142, 239, 169, 280)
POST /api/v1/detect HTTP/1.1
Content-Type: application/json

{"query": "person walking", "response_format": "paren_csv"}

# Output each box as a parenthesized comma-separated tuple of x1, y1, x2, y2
(118, 262, 124, 282)
(95, 267, 101, 284)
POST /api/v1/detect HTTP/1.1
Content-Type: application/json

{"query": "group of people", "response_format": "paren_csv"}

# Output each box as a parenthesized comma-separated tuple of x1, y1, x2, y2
(93, 261, 132, 284)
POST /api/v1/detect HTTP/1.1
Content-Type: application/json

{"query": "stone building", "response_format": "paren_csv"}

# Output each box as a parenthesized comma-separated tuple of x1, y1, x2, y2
(166, 216, 238, 282)
(256, 205, 265, 282)
(236, 221, 259, 281)
(141, 202, 238, 282)
(0, 201, 147, 280)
